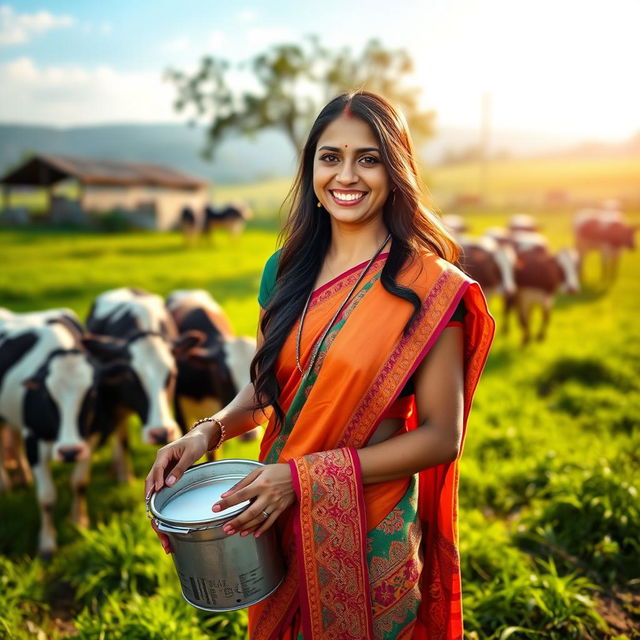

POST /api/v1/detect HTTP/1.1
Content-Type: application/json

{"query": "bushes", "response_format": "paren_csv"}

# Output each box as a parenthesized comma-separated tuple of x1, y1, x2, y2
(0, 556, 48, 639)
(516, 460, 640, 587)
(72, 587, 247, 640)
(461, 513, 608, 639)
(52, 510, 172, 606)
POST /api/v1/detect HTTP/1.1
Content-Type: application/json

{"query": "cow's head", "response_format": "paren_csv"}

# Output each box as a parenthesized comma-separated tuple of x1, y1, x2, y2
(22, 349, 97, 463)
(609, 221, 638, 250)
(82, 330, 204, 446)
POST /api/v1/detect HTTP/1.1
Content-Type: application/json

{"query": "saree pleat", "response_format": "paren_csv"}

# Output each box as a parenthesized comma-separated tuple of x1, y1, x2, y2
(249, 250, 495, 640)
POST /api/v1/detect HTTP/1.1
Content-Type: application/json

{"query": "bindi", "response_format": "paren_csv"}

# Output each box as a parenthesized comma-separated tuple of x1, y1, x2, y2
(344, 144, 348, 148)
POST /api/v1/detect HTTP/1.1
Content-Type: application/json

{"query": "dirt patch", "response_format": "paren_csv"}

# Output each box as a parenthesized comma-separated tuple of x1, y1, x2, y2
(595, 590, 640, 638)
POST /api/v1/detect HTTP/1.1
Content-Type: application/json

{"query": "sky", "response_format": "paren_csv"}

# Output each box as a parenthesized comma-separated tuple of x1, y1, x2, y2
(1, 0, 639, 141)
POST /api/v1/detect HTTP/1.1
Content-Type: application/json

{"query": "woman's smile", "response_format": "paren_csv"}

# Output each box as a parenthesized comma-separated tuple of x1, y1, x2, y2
(329, 189, 368, 206)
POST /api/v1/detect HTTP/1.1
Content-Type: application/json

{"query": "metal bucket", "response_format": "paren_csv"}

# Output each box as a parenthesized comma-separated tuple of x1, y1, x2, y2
(148, 459, 285, 612)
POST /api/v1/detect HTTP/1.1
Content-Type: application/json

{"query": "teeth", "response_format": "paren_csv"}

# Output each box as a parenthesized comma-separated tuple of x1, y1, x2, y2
(332, 191, 365, 202)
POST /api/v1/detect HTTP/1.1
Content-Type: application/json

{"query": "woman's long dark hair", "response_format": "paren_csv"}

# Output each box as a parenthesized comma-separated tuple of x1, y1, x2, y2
(250, 90, 459, 426)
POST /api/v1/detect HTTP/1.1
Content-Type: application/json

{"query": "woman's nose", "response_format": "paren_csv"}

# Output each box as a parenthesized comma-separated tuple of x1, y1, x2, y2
(336, 163, 357, 184)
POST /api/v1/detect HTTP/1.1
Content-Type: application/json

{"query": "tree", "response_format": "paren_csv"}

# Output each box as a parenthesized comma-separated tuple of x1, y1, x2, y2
(165, 37, 434, 159)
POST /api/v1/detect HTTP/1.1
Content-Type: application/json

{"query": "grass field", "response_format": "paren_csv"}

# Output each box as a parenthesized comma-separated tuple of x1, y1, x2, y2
(1, 211, 639, 639)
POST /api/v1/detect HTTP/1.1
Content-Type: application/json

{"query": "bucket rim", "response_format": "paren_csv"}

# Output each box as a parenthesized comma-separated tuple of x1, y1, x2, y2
(148, 458, 264, 528)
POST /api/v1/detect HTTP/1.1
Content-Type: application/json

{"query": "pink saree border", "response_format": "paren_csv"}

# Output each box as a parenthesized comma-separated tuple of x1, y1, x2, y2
(309, 253, 388, 309)
(338, 268, 465, 448)
(366, 280, 470, 445)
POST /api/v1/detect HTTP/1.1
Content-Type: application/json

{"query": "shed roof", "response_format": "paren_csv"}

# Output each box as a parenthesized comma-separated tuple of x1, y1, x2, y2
(0, 153, 208, 189)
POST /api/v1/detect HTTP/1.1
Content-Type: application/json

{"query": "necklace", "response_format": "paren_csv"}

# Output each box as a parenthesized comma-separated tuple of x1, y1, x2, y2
(296, 233, 391, 375)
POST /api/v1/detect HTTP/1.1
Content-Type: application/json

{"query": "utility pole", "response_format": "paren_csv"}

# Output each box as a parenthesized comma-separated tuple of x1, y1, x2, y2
(479, 91, 491, 205)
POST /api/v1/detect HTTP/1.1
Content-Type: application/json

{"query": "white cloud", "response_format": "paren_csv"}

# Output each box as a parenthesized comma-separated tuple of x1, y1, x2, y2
(0, 57, 181, 125)
(245, 27, 294, 48)
(208, 29, 225, 51)
(0, 4, 75, 46)
(165, 36, 191, 54)
(236, 9, 257, 22)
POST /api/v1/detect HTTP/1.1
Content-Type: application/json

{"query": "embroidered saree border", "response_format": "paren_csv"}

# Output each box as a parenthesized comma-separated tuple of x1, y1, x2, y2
(338, 268, 465, 448)
(289, 447, 374, 640)
(309, 254, 387, 310)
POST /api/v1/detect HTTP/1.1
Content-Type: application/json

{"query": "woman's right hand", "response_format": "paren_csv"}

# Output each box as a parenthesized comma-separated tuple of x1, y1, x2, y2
(144, 427, 210, 499)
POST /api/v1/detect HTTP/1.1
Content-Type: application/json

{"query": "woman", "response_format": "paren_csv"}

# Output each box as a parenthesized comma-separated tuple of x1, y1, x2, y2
(145, 91, 495, 639)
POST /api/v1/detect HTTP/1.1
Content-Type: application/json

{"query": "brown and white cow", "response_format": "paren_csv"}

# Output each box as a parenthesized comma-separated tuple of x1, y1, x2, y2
(459, 237, 517, 300)
(574, 208, 637, 286)
(456, 235, 516, 332)
(508, 213, 540, 234)
(85, 288, 202, 482)
(441, 214, 469, 237)
(166, 290, 258, 452)
(510, 234, 579, 344)
(0, 312, 126, 557)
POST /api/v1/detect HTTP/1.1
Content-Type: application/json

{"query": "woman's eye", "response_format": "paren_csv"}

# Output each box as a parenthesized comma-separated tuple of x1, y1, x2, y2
(360, 155, 380, 165)
(320, 154, 339, 162)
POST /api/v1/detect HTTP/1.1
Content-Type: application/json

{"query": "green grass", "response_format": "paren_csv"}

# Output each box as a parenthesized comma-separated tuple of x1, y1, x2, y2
(0, 212, 638, 639)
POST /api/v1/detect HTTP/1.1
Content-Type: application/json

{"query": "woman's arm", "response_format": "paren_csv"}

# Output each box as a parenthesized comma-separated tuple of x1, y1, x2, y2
(357, 325, 464, 484)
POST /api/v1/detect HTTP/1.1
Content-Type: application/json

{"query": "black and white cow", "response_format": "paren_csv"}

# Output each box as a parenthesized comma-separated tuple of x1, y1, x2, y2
(202, 203, 252, 239)
(0, 312, 125, 557)
(574, 208, 638, 286)
(510, 233, 580, 344)
(166, 290, 257, 452)
(85, 288, 202, 482)
(0, 307, 86, 487)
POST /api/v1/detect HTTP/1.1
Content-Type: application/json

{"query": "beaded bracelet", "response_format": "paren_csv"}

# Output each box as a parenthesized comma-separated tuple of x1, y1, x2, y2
(191, 415, 226, 452)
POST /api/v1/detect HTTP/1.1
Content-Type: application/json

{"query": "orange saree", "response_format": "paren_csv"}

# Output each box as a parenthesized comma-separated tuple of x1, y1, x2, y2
(249, 249, 494, 640)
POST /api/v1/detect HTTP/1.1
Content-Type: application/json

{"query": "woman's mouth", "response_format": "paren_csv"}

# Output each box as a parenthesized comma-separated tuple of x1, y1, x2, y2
(329, 190, 367, 207)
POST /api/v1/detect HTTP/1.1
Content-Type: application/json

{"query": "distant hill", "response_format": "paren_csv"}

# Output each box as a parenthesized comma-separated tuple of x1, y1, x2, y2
(0, 123, 296, 184)
(0, 122, 637, 184)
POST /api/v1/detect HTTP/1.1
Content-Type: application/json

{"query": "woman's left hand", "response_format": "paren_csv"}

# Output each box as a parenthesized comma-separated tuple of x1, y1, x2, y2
(212, 463, 295, 538)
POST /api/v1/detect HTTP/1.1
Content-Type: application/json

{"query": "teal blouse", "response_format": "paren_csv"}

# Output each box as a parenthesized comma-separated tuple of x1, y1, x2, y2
(258, 249, 466, 322)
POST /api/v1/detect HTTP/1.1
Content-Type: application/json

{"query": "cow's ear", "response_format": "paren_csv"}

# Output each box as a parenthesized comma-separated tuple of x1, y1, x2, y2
(172, 330, 206, 358)
(99, 361, 133, 385)
(82, 335, 125, 361)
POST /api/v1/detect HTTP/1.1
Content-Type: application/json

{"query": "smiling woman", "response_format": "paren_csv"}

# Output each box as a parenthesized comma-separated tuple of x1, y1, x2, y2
(313, 117, 390, 227)
(146, 91, 495, 640)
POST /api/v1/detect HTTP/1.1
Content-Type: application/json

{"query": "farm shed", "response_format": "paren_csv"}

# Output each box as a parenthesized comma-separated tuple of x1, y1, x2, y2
(0, 153, 209, 230)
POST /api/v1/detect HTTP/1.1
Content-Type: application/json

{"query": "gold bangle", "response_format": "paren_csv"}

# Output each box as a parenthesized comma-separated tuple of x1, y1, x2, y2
(191, 415, 226, 451)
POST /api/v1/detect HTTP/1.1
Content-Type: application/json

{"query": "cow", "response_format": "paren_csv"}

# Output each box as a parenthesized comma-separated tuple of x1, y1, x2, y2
(574, 208, 637, 286)
(508, 213, 540, 234)
(510, 234, 579, 344)
(202, 202, 252, 242)
(166, 290, 258, 455)
(457, 236, 517, 332)
(441, 214, 469, 237)
(85, 288, 203, 482)
(180, 205, 198, 247)
(0, 308, 84, 487)
(0, 313, 126, 557)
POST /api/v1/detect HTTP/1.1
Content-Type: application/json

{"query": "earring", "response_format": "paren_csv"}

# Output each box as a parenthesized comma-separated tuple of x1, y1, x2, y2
(317, 201, 322, 208)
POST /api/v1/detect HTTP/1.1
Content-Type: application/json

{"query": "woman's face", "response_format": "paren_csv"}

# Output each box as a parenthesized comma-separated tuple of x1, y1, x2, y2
(313, 114, 391, 228)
